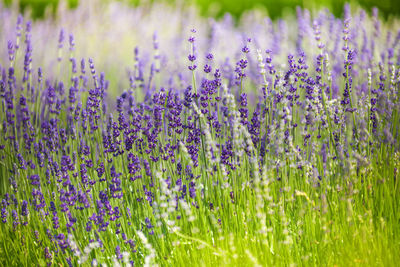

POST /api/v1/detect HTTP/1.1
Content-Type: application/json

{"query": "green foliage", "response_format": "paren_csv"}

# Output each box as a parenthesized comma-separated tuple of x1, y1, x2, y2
(3, 0, 400, 19)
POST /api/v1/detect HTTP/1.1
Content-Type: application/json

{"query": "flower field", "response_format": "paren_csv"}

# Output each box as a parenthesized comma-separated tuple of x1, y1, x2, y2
(0, 1, 399, 266)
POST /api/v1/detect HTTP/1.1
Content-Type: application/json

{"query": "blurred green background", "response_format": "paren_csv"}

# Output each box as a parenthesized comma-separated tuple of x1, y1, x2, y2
(2, 0, 400, 19)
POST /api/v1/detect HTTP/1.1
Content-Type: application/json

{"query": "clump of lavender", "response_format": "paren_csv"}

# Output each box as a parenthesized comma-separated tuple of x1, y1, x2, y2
(0, 1, 399, 266)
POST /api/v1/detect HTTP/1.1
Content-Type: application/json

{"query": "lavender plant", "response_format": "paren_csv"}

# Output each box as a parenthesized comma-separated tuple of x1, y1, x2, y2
(0, 1, 399, 266)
